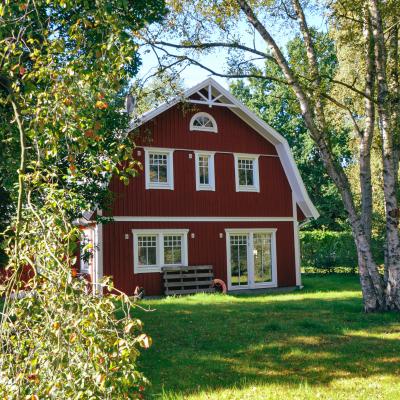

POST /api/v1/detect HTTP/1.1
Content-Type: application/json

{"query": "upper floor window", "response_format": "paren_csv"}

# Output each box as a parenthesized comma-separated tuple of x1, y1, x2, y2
(195, 152, 215, 191)
(145, 148, 174, 190)
(234, 154, 260, 192)
(190, 112, 218, 133)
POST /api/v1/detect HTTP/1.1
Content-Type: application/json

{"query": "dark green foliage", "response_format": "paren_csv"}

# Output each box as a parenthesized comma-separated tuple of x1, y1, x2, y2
(300, 230, 384, 272)
(231, 32, 352, 230)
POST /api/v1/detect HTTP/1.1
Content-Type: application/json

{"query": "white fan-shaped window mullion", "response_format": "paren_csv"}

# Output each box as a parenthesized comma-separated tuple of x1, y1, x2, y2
(190, 112, 218, 133)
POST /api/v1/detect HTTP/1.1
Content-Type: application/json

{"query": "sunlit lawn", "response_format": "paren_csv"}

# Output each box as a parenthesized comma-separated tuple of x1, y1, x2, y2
(135, 274, 400, 399)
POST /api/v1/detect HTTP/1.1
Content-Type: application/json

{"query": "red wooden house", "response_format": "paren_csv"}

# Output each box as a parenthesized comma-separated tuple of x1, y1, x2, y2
(81, 78, 318, 296)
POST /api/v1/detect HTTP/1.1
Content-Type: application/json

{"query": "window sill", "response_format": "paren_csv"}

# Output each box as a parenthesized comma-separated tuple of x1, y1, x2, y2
(236, 186, 260, 193)
(135, 264, 186, 274)
(135, 266, 161, 274)
(146, 184, 174, 190)
(196, 185, 215, 191)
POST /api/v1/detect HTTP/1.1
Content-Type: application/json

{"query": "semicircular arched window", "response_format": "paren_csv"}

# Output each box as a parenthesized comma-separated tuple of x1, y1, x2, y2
(189, 112, 218, 133)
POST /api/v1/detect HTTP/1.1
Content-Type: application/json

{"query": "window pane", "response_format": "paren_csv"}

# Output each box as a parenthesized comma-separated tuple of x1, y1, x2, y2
(149, 165, 158, 182)
(137, 235, 157, 266)
(198, 155, 210, 185)
(192, 113, 216, 131)
(238, 168, 247, 185)
(246, 169, 254, 186)
(253, 233, 272, 283)
(149, 153, 168, 183)
(230, 235, 248, 286)
(158, 165, 168, 182)
(238, 159, 254, 186)
(163, 235, 182, 265)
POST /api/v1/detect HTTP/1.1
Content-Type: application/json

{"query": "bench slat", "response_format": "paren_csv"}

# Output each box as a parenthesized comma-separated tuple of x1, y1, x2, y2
(165, 287, 216, 295)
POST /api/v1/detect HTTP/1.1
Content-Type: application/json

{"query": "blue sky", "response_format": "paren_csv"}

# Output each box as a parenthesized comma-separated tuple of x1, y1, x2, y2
(138, 10, 326, 89)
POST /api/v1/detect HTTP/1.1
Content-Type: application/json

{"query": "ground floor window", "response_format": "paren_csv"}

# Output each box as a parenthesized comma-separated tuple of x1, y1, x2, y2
(133, 229, 189, 273)
(226, 229, 277, 289)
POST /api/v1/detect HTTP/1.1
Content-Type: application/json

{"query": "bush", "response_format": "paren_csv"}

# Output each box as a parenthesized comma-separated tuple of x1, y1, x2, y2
(300, 230, 384, 273)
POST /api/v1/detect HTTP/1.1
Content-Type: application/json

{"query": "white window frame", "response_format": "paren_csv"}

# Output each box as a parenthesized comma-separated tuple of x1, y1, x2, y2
(225, 228, 277, 290)
(133, 229, 189, 274)
(234, 153, 260, 193)
(189, 112, 218, 133)
(80, 228, 93, 273)
(144, 147, 174, 190)
(194, 151, 215, 191)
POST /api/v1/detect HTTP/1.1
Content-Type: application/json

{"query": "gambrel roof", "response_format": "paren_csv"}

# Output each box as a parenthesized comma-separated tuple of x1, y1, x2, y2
(131, 77, 319, 219)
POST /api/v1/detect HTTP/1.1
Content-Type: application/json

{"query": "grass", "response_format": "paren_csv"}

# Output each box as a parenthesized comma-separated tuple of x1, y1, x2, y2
(135, 274, 400, 399)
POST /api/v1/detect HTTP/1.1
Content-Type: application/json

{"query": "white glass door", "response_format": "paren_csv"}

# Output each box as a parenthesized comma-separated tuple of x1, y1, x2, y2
(227, 230, 276, 289)
(229, 234, 249, 287)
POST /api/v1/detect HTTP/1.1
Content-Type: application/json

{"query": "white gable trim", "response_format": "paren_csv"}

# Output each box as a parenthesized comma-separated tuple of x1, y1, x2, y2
(130, 78, 319, 219)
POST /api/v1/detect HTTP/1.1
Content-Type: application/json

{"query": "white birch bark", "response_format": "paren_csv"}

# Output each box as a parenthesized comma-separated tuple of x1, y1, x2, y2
(237, 0, 385, 310)
(369, 0, 400, 310)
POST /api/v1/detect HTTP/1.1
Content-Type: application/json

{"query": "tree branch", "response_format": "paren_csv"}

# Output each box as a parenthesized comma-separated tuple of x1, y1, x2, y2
(153, 40, 277, 64)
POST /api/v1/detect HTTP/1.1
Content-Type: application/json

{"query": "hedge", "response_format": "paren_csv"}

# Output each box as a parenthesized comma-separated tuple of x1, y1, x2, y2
(300, 230, 384, 273)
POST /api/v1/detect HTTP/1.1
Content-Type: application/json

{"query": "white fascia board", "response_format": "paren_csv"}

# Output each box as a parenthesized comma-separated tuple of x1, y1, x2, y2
(130, 77, 319, 220)
(276, 142, 319, 219)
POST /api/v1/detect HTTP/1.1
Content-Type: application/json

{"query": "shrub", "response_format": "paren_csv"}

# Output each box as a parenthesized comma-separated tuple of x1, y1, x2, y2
(300, 230, 384, 273)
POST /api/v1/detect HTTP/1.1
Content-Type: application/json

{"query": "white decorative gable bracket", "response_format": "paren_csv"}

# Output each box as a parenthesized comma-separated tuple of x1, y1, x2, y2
(188, 83, 237, 108)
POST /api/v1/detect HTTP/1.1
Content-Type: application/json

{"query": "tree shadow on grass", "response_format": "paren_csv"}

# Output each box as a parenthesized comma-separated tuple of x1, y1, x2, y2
(136, 289, 400, 398)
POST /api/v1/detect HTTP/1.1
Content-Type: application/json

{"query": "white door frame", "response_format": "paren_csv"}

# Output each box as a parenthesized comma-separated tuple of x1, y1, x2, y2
(225, 228, 278, 290)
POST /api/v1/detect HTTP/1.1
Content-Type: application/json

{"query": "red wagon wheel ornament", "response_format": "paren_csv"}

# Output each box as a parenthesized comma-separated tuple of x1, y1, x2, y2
(212, 279, 227, 294)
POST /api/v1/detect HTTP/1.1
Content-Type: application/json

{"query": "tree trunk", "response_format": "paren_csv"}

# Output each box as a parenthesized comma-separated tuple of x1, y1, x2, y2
(369, 0, 400, 310)
(238, 0, 386, 310)
(357, 9, 378, 311)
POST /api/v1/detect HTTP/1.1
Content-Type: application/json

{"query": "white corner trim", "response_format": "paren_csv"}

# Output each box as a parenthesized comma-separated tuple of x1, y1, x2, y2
(194, 151, 216, 191)
(292, 193, 302, 286)
(144, 147, 174, 190)
(234, 153, 260, 193)
(190, 112, 218, 133)
(93, 210, 103, 295)
(132, 229, 189, 274)
(113, 216, 294, 222)
(276, 142, 319, 219)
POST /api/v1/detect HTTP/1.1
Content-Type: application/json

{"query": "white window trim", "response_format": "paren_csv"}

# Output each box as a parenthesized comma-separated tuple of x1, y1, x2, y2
(194, 151, 215, 191)
(225, 228, 277, 290)
(189, 112, 218, 133)
(80, 229, 92, 274)
(144, 147, 174, 190)
(234, 153, 260, 193)
(133, 229, 189, 274)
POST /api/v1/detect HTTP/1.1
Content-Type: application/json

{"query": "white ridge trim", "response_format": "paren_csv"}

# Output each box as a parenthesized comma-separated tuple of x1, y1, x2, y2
(112, 216, 294, 222)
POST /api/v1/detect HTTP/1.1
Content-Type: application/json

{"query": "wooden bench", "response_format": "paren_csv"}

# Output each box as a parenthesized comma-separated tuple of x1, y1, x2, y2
(162, 265, 216, 296)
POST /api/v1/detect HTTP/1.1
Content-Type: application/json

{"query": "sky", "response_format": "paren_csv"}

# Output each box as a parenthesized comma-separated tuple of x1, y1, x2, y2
(138, 8, 326, 90)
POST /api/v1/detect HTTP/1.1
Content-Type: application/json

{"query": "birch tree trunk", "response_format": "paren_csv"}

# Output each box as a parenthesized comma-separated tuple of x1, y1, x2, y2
(369, 0, 400, 310)
(358, 9, 379, 310)
(237, 0, 385, 311)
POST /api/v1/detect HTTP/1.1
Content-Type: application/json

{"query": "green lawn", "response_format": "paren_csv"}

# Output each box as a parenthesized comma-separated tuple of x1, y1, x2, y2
(135, 274, 400, 400)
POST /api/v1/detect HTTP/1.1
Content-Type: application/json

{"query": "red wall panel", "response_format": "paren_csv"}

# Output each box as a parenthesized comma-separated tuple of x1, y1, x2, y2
(103, 221, 296, 296)
(108, 104, 293, 218)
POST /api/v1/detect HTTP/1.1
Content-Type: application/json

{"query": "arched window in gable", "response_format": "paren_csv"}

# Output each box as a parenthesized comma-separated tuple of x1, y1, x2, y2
(189, 112, 218, 133)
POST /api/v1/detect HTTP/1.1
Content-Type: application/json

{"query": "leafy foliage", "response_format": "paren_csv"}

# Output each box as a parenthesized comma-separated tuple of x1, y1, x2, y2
(230, 33, 351, 230)
(0, 0, 166, 397)
(300, 230, 384, 273)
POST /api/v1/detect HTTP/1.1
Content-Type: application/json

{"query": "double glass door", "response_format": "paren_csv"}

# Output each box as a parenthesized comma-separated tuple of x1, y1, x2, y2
(227, 230, 276, 289)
